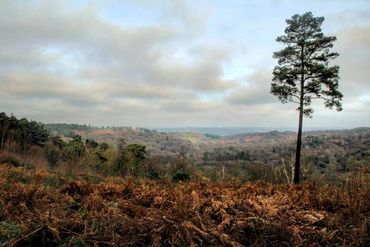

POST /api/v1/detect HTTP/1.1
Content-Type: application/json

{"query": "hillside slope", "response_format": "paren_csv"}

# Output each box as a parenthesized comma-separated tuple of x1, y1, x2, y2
(0, 164, 369, 246)
(44, 124, 370, 176)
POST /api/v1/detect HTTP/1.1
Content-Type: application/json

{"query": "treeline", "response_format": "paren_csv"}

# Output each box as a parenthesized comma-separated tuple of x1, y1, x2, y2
(0, 112, 48, 151)
(1, 112, 369, 184)
(45, 123, 96, 137)
(44, 123, 158, 138)
(0, 113, 194, 182)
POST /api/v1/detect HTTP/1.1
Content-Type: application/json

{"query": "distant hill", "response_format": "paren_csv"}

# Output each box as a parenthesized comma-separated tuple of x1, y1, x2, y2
(156, 127, 271, 136)
(44, 123, 370, 174)
(156, 127, 347, 136)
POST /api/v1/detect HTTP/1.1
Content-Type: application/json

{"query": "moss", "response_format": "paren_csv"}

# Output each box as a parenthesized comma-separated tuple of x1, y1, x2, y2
(0, 222, 23, 244)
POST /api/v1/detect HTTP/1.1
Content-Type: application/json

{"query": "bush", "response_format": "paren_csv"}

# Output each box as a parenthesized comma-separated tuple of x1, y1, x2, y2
(1, 156, 21, 167)
(172, 172, 190, 182)
(0, 156, 35, 170)
(147, 170, 160, 180)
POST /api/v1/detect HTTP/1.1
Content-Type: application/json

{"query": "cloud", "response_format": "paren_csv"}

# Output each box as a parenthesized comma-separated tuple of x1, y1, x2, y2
(159, 0, 211, 35)
(0, 72, 105, 107)
(335, 25, 370, 92)
(226, 69, 277, 106)
(0, 1, 369, 128)
(160, 96, 220, 113)
(97, 81, 180, 99)
(0, 1, 236, 118)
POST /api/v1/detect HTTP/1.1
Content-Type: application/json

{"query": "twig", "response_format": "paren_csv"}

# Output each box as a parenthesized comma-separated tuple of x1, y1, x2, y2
(9, 225, 44, 247)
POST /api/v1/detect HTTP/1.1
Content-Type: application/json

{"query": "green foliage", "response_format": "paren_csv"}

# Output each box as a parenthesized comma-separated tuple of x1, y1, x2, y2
(147, 170, 160, 180)
(0, 156, 21, 167)
(44, 123, 95, 137)
(85, 139, 98, 149)
(305, 135, 324, 148)
(51, 135, 66, 149)
(204, 133, 221, 140)
(172, 172, 190, 182)
(65, 135, 86, 160)
(0, 156, 35, 170)
(1, 111, 369, 186)
(44, 142, 62, 169)
(114, 141, 128, 176)
(0, 112, 49, 151)
(203, 148, 251, 162)
(95, 151, 107, 163)
(44, 136, 67, 169)
(271, 12, 342, 117)
(0, 222, 23, 244)
(99, 142, 109, 151)
(114, 142, 147, 177)
(271, 12, 342, 184)
(126, 144, 146, 175)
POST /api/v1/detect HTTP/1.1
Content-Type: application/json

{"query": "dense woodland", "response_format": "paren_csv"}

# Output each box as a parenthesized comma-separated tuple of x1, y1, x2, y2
(1, 112, 369, 185)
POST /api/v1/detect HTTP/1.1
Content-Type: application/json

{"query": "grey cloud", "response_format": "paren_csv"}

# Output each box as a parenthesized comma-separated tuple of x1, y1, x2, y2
(0, 0, 239, 126)
(160, 97, 219, 113)
(336, 26, 370, 52)
(0, 72, 105, 106)
(0, 1, 233, 95)
(226, 69, 276, 105)
(333, 25, 370, 103)
(97, 82, 181, 99)
(153, 58, 236, 91)
(1, 73, 71, 97)
(0, 48, 61, 70)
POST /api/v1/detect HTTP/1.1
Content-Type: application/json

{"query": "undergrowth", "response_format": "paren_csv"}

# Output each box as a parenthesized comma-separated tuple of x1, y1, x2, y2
(0, 164, 369, 246)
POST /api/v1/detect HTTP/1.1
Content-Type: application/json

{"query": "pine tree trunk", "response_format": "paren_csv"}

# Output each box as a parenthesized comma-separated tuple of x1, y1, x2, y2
(294, 104, 303, 184)
(294, 44, 305, 184)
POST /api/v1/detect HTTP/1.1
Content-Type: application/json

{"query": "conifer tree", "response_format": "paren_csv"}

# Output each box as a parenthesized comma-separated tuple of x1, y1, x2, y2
(271, 12, 343, 184)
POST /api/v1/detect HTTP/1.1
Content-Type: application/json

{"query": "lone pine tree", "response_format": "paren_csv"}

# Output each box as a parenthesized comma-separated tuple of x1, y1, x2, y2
(271, 12, 343, 184)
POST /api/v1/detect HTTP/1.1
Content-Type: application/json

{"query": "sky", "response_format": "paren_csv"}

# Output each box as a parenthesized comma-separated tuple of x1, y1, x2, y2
(0, 0, 369, 129)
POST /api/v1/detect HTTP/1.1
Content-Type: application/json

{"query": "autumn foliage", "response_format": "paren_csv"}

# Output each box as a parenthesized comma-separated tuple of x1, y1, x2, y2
(0, 164, 369, 246)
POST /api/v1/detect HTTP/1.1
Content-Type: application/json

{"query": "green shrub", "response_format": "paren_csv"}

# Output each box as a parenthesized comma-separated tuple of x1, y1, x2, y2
(147, 170, 160, 180)
(172, 172, 190, 182)
(1, 156, 21, 167)
(0, 222, 23, 244)
(0, 157, 35, 170)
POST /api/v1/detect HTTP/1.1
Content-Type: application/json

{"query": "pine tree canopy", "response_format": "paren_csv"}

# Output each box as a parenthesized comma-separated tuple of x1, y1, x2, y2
(271, 12, 343, 117)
